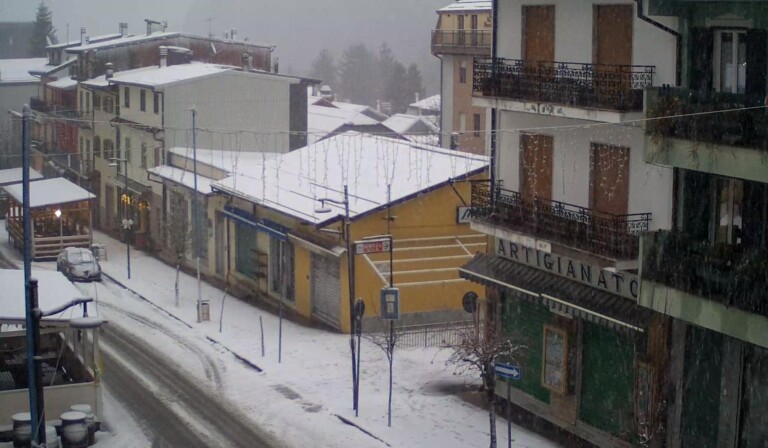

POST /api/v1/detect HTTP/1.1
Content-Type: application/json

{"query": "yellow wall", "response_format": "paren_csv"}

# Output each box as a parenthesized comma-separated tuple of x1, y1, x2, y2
(214, 173, 487, 333)
(437, 11, 492, 31)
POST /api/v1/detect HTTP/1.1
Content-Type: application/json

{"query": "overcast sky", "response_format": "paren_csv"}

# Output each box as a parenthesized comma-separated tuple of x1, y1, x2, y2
(14, 0, 448, 93)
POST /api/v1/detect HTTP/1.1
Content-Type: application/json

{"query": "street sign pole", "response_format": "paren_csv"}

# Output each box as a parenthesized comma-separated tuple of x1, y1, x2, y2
(507, 377, 511, 448)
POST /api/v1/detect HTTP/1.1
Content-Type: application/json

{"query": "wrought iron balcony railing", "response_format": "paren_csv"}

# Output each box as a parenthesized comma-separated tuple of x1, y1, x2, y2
(473, 58, 655, 112)
(646, 86, 768, 151)
(431, 30, 491, 54)
(29, 96, 82, 120)
(470, 181, 651, 260)
(642, 230, 768, 318)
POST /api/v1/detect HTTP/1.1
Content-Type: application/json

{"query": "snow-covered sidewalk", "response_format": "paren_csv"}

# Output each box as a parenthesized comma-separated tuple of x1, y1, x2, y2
(1, 225, 559, 448)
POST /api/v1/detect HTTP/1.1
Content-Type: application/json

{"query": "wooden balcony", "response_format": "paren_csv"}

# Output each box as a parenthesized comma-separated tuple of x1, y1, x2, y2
(431, 30, 491, 56)
(470, 181, 651, 260)
(473, 58, 655, 112)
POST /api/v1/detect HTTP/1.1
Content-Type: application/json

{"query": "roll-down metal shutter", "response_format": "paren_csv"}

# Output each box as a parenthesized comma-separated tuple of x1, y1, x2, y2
(311, 252, 341, 328)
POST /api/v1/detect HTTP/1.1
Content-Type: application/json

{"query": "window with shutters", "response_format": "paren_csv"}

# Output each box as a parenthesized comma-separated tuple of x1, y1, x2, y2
(153, 92, 160, 114)
(93, 136, 101, 158)
(140, 89, 146, 112)
(124, 87, 130, 108)
(124, 137, 131, 163)
(141, 143, 148, 168)
(270, 237, 295, 301)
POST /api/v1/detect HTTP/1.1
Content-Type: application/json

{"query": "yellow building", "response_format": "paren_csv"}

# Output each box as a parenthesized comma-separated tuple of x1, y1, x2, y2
(208, 132, 488, 332)
(432, 0, 492, 154)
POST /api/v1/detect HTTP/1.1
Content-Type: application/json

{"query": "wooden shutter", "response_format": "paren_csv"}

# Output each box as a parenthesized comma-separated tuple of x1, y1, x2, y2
(594, 5, 633, 67)
(521, 134, 553, 201)
(746, 29, 767, 98)
(591, 143, 630, 216)
(523, 6, 555, 63)
(689, 27, 714, 93)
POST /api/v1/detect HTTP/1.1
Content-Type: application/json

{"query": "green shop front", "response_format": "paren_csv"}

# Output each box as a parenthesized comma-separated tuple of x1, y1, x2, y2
(460, 238, 667, 448)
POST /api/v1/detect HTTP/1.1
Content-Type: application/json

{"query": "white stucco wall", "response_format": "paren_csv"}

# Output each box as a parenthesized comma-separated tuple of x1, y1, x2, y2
(164, 71, 293, 153)
(496, 0, 678, 86)
(496, 110, 673, 231)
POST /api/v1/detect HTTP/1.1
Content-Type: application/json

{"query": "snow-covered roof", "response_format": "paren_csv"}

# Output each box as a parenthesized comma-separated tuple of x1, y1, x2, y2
(409, 94, 441, 112)
(438, 0, 492, 12)
(46, 33, 122, 50)
(47, 76, 78, 90)
(148, 166, 215, 194)
(0, 269, 97, 323)
(383, 114, 438, 135)
(29, 58, 77, 77)
(0, 167, 43, 186)
(308, 105, 380, 143)
(108, 63, 234, 89)
(65, 31, 182, 53)
(0, 58, 48, 83)
(167, 148, 279, 175)
(211, 131, 488, 225)
(81, 66, 158, 88)
(2, 177, 96, 208)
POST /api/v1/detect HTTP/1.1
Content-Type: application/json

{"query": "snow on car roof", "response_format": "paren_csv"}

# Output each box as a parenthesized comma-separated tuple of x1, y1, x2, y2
(2, 177, 96, 208)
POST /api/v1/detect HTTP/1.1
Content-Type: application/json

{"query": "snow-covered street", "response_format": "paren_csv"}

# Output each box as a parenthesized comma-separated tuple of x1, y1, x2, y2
(0, 223, 560, 448)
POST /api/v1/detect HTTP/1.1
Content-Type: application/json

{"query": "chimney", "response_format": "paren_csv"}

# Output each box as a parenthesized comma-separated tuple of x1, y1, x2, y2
(231, 29, 237, 41)
(119, 22, 128, 37)
(450, 133, 459, 150)
(242, 53, 252, 71)
(159, 47, 168, 68)
(105, 62, 114, 79)
(376, 100, 381, 111)
(162, 21, 168, 32)
(80, 27, 86, 46)
(415, 92, 420, 103)
(85, 36, 90, 45)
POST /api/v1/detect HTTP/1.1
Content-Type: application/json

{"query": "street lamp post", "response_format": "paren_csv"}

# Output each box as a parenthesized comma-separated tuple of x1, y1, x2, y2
(27, 278, 103, 446)
(54, 209, 63, 251)
(315, 185, 357, 412)
(110, 158, 131, 279)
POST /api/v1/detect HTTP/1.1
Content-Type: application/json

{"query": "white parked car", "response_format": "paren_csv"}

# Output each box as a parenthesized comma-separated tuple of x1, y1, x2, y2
(56, 247, 102, 282)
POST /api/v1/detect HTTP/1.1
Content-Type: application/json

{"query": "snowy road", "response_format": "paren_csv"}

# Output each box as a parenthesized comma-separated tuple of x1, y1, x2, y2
(97, 279, 279, 448)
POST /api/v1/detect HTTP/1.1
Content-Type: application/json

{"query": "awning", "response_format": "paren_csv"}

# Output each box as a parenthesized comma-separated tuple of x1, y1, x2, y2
(459, 253, 652, 333)
(288, 234, 345, 258)
(107, 176, 152, 196)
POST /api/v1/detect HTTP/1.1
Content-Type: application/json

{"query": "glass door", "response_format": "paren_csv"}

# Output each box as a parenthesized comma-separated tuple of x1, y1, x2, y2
(714, 30, 747, 94)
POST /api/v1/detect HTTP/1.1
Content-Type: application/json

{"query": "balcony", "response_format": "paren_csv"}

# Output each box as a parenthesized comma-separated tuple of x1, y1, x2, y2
(470, 181, 651, 260)
(642, 230, 768, 318)
(645, 87, 768, 181)
(473, 58, 655, 112)
(29, 96, 83, 122)
(431, 30, 491, 56)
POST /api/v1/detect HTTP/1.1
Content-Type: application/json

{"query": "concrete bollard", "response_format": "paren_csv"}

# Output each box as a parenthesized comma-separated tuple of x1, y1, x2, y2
(69, 405, 95, 446)
(59, 411, 88, 448)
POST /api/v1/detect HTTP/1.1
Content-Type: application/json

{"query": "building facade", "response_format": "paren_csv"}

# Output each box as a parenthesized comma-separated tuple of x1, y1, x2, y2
(462, 0, 680, 446)
(432, 0, 492, 154)
(641, 1, 768, 447)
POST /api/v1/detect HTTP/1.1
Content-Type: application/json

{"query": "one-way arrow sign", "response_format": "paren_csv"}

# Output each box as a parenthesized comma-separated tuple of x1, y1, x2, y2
(494, 363, 521, 381)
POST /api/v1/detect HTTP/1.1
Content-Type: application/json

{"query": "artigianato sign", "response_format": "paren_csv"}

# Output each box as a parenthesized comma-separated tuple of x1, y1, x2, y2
(495, 238, 639, 301)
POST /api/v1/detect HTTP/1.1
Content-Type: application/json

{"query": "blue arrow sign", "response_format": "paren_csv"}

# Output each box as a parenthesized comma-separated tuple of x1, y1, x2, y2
(494, 363, 521, 381)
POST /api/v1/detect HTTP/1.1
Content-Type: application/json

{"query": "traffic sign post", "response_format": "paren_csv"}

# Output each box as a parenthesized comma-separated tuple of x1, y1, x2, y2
(494, 362, 520, 448)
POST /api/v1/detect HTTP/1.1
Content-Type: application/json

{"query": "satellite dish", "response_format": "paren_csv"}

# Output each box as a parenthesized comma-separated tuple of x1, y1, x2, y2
(462, 291, 478, 313)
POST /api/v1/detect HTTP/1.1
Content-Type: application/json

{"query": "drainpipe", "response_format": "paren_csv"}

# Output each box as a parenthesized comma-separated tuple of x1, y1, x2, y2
(634, 0, 682, 86)
(489, 0, 498, 208)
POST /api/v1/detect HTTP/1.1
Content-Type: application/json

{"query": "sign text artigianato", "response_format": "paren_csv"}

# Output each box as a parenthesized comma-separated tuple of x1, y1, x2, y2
(495, 238, 639, 300)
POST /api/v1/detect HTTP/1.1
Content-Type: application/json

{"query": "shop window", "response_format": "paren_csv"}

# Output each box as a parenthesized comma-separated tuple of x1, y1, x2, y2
(542, 325, 568, 394)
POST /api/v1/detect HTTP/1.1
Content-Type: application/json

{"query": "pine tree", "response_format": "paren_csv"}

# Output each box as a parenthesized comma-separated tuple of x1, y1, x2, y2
(29, 2, 57, 57)
(384, 62, 409, 114)
(338, 43, 376, 106)
(309, 49, 338, 90)
(404, 64, 425, 107)
(375, 43, 398, 103)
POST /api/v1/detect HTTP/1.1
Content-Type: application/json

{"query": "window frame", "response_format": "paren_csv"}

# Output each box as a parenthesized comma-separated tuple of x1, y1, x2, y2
(124, 86, 130, 108)
(140, 89, 146, 112)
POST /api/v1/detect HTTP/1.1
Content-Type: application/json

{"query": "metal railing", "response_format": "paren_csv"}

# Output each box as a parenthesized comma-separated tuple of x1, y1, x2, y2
(387, 321, 475, 349)
(473, 58, 655, 111)
(642, 230, 768, 318)
(470, 181, 650, 259)
(431, 30, 492, 53)
(646, 86, 768, 151)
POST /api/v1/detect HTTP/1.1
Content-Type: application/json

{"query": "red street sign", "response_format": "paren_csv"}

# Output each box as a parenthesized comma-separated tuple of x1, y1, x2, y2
(355, 239, 391, 255)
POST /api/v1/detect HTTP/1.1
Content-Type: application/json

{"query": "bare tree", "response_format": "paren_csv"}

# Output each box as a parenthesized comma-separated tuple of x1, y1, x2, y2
(445, 304, 524, 448)
(363, 315, 401, 426)
(166, 191, 192, 307)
